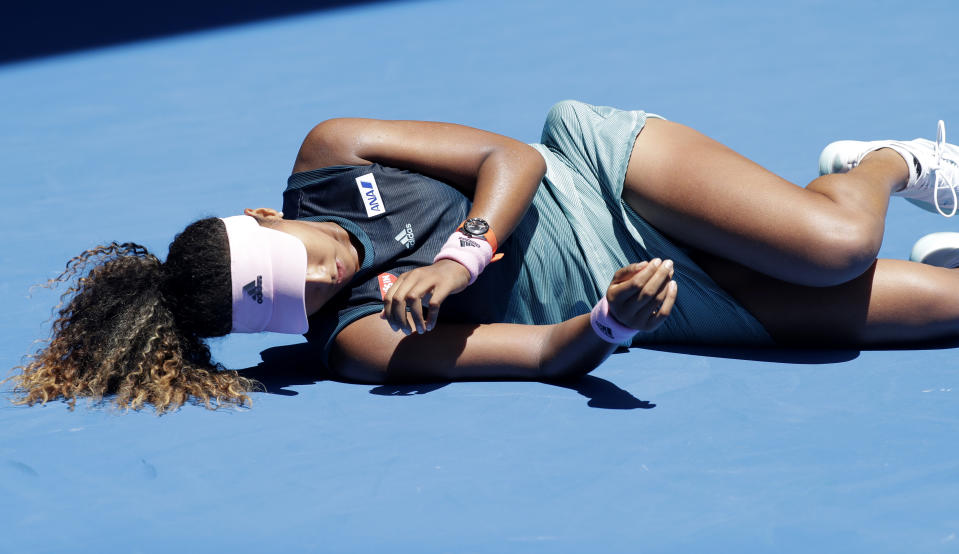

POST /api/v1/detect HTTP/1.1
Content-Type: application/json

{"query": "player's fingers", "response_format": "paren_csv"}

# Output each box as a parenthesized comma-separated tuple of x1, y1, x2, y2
(661, 280, 678, 315)
(423, 281, 456, 332)
(386, 278, 416, 334)
(611, 261, 648, 284)
(644, 280, 678, 329)
(613, 260, 674, 326)
(404, 285, 432, 334)
(653, 277, 672, 304)
(424, 290, 441, 332)
(646, 276, 673, 315)
(619, 259, 663, 309)
(608, 259, 659, 301)
(635, 259, 673, 306)
(608, 261, 660, 323)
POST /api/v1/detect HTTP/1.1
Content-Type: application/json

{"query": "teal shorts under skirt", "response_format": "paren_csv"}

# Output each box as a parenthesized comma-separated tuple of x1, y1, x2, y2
(531, 100, 773, 346)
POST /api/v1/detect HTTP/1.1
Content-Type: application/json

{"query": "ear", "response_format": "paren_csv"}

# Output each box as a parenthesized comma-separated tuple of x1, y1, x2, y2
(244, 207, 285, 220)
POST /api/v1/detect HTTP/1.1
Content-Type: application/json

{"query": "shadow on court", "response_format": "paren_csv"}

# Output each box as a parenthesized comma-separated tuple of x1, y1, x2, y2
(640, 344, 862, 364)
(235, 337, 959, 405)
(237, 342, 329, 396)
(642, 335, 959, 364)
(369, 377, 656, 410)
(238, 343, 656, 410)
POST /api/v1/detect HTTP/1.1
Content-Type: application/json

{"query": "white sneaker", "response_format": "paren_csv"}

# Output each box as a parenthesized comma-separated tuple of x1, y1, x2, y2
(910, 232, 959, 268)
(819, 121, 959, 217)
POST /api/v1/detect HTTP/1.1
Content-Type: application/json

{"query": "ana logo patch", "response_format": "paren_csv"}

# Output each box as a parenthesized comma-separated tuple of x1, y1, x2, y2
(377, 273, 398, 299)
(394, 223, 415, 249)
(355, 173, 386, 218)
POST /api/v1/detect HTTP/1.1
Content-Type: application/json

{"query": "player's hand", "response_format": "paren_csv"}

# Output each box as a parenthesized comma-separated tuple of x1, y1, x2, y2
(605, 259, 678, 332)
(380, 259, 471, 335)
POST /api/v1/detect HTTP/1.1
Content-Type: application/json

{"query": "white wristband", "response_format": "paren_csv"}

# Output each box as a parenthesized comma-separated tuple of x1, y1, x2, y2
(589, 296, 638, 344)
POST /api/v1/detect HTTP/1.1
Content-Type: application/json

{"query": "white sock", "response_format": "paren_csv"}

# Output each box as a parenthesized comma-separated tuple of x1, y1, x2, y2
(863, 144, 919, 188)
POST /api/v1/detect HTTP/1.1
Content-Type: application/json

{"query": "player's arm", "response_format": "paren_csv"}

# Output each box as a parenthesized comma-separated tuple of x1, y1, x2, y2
(294, 118, 547, 336)
(330, 260, 678, 383)
(292, 117, 546, 247)
(330, 312, 617, 384)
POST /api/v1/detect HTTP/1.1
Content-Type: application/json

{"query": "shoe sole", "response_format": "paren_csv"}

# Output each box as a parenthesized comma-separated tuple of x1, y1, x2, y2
(909, 232, 959, 268)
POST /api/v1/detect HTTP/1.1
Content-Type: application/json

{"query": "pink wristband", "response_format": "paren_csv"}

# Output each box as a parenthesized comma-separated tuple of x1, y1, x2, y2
(590, 296, 639, 344)
(433, 231, 494, 285)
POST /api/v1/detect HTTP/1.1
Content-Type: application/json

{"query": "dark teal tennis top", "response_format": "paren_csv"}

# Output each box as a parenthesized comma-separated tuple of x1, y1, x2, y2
(283, 163, 598, 365)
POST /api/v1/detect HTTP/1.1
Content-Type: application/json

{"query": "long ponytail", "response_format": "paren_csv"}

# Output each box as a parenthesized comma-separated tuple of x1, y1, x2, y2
(6, 218, 258, 413)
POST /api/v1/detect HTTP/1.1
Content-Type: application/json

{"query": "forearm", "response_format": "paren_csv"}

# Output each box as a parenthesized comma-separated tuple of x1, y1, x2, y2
(334, 312, 617, 385)
(538, 314, 620, 380)
(535, 258, 680, 379)
(294, 117, 546, 244)
(467, 144, 546, 244)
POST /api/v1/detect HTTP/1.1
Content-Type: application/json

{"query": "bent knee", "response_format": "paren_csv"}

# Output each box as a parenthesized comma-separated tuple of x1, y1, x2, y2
(800, 218, 881, 285)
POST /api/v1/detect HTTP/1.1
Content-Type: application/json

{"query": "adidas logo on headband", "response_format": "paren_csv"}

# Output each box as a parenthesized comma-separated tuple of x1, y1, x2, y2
(221, 215, 308, 335)
(243, 276, 264, 304)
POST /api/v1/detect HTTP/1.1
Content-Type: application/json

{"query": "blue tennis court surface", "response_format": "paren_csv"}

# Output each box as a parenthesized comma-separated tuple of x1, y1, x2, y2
(2, 1, 958, 551)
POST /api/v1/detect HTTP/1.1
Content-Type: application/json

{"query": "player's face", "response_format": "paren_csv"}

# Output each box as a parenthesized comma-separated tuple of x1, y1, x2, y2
(245, 208, 362, 315)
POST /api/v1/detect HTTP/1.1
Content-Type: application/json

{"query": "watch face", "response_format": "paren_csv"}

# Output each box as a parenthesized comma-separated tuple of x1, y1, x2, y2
(464, 218, 489, 236)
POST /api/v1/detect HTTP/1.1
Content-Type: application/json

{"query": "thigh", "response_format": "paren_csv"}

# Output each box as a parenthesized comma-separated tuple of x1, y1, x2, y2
(693, 252, 959, 346)
(623, 119, 874, 285)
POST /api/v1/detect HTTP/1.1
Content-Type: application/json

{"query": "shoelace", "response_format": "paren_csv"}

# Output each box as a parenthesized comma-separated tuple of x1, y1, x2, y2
(933, 120, 956, 217)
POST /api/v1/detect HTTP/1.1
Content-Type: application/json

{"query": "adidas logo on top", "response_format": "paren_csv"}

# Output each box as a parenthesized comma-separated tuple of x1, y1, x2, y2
(458, 237, 480, 249)
(243, 275, 264, 304)
(394, 223, 415, 249)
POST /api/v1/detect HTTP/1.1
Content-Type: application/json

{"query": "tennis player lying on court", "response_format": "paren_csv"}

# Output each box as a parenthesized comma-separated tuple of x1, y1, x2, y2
(10, 100, 959, 412)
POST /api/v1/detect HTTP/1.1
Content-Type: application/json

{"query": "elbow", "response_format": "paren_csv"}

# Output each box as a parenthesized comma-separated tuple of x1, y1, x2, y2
(488, 139, 546, 182)
(293, 118, 356, 173)
(293, 121, 329, 172)
(520, 145, 548, 201)
(328, 345, 389, 385)
(524, 144, 547, 182)
(535, 317, 617, 382)
(299, 119, 338, 150)
(535, 327, 595, 382)
(538, 357, 593, 382)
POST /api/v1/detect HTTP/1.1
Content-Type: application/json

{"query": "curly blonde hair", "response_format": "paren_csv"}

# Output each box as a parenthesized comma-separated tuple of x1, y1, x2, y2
(6, 219, 259, 414)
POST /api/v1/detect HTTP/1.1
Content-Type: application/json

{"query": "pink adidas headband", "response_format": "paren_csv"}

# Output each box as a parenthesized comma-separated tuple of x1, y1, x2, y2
(220, 215, 309, 334)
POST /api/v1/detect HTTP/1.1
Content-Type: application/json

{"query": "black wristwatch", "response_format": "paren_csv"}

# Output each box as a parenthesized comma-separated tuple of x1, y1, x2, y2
(457, 217, 500, 258)
(461, 217, 490, 238)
